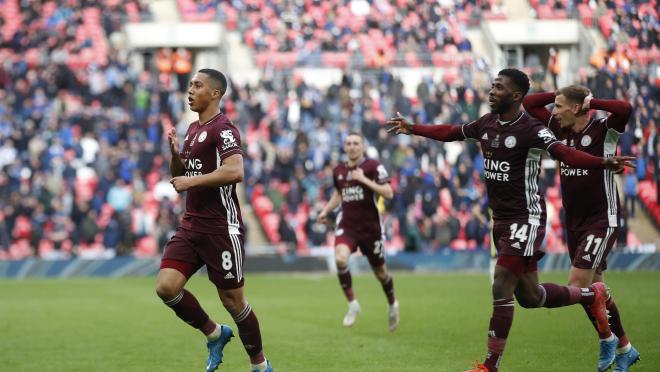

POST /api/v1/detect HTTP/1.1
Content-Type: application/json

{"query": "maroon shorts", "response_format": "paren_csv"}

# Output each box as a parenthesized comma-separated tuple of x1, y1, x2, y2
(492, 220, 546, 259)
(567, 227, 618, 273)
(160, 227, 245, 289)
(335, 231, 385, 268)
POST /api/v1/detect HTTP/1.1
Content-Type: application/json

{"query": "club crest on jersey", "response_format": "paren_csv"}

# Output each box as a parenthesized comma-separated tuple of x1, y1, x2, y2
(504, 136, 516, 148)
(198, 131, 208, 143)
(580, 135, 592, 147)
(491, 134, 500, 148)
(220, 130, 237, 150)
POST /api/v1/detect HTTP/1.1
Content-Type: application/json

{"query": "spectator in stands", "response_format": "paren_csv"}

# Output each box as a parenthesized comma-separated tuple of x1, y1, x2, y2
(547, 47, 560, 89)
(173, 47, 193, 92)
(624, 170, 638, 218)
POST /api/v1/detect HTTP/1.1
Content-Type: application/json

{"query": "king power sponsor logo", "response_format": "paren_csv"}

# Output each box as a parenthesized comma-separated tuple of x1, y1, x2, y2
(560, 162, 589, 176)
(185, 158, 203, 177)
(483, 158, 511, 181)
(341, 185, 364, 202)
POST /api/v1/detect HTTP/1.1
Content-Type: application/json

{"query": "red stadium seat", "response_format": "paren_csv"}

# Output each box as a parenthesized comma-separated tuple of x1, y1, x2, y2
(135, 236, 158, 257)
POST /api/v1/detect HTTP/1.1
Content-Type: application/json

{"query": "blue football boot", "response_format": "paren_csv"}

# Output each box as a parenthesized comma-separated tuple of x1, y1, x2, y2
(614, 346, 640, 372)
(206, 324, 234, 372)
(598, 334, 619, 372)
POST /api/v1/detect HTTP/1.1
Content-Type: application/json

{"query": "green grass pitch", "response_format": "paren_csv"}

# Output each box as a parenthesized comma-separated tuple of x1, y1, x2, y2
(1, 272, 658, 371)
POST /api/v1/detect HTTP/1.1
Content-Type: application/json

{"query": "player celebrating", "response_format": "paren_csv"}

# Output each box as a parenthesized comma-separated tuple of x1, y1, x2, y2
(524, 85, 640, 371)
(387, 68, 635, 372)
(155, 69, 273, 372)
(317, 132, 400, 331)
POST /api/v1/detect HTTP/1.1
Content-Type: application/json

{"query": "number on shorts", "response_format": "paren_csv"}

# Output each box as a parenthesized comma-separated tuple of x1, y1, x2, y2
(221, 251, 233, 270)
(584, 234, 603, 254)
(373, 240, 384, 258)
(509, 223, 529, 242)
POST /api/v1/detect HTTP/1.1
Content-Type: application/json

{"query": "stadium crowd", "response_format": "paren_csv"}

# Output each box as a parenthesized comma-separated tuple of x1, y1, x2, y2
(0, 0, 657, 260)
(178, 0, 503, 68)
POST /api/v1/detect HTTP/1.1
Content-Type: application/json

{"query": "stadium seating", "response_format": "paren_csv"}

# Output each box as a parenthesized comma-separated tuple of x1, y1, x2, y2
(0, 0, 656, 260)
(178, 0, 489, 68)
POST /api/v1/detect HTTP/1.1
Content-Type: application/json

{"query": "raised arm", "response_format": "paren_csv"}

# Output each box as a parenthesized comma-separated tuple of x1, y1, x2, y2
(387, 112, 464, 142)
(522, 92, 555, 124)
(584, 96, 633, 133)
(167, 127, 185, 177)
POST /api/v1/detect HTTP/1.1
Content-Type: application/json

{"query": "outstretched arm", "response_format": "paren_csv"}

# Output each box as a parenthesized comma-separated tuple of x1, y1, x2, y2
(548, 143, 636, 171)
(523, 92, 555, 125)
(583, 96, 632, 133)
(387, 112, 464, 142)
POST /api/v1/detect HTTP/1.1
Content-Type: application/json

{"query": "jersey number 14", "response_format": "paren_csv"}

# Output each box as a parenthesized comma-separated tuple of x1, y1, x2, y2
(509, 223, 529, 242)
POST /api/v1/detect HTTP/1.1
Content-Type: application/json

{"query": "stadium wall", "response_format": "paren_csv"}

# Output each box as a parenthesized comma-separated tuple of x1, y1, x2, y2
(1, 252, 659, 278)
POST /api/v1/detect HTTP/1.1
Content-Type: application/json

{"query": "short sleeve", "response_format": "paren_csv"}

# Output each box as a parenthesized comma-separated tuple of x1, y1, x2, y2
(461, 115, 487, 140)
(529, 125, 560, 151)
(216, 125, 242, 161)
(374, 162, 390, 184)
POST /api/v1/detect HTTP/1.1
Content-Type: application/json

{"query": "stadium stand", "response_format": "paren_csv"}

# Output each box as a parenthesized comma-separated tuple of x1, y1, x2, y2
(0, 0, 657, 260)
(178, 0, 493, 68)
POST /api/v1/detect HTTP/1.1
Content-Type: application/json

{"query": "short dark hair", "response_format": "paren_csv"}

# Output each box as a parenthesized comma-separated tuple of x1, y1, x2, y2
(556, 85, 590, 105)
(346, 131, 364, 140)
(498, 68, 530, 97)
(198, 68, 227, 96)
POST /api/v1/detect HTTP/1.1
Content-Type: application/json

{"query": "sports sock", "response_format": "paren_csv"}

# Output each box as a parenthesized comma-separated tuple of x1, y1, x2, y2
(581, 295, 630, 341)
(484, 298, 514, 372)
(617, 343, 632, 354)
(233, 303, 264, 363)
(251, 360, 268, 372)
(206, 324, 221, 341)
(380, 274, 396, 305)
(539, 283, 595, 307)
(163, 289, 216, 335)
(606, 296, 629, 347)
(337, 266, 355, 301)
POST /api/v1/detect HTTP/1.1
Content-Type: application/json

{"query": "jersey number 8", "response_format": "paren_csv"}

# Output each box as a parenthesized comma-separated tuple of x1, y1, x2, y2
(221, 251, 233, 270)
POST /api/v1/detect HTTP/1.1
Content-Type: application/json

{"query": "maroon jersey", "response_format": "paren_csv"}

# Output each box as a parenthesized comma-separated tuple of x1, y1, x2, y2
(333, 158, 390, 237)
(179, 112, 244, 235)
(462, 112, 560, 224)
(549, 117, 622, 228)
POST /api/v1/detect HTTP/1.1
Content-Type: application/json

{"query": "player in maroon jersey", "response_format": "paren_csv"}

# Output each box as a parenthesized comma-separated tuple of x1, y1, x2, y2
(524, 85, 640, 371)
(387, 69, 635, 372)
(155, 69, 272, 372)
(317, 132, 399, 331)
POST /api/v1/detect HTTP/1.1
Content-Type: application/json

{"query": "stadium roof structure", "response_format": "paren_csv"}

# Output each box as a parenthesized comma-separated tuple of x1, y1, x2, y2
(486, 20, 580, 45)
(124, 23, 222, 48)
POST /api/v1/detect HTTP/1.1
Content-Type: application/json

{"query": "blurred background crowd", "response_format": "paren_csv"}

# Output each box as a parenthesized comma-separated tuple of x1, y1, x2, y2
(0, 0, 657, 260)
